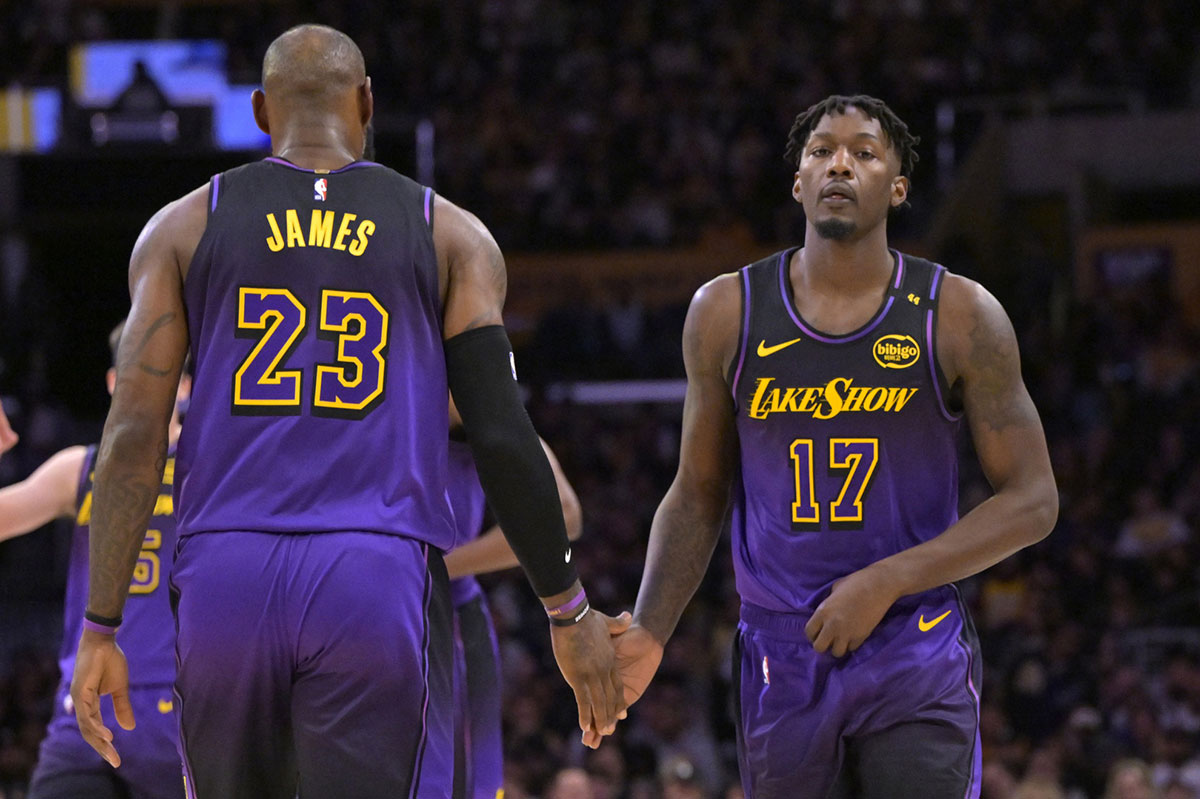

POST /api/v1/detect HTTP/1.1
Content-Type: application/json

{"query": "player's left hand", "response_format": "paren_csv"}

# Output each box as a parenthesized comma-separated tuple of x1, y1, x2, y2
(71, 628, 136, 767)
(805, 565, 898, 657)
(0, 399, 18, 456)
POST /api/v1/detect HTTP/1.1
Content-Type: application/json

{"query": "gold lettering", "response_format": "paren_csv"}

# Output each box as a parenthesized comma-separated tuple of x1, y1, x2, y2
(333, 212, 357, 251)
(816, 378, 850, 420)
(863, 387, 888, 412)
(885, 387, 919, 412)
(349, 219, 375, 256)
(798, 387, 822, 413)
(266, 213, 285, 252)
(748, 378, 775, 420)
(781, 388, 805, 413)
(153, 493, 173, 516)
(286, 209, 306, 248)
(842, 386, 870, 413)
(309, 210, 335, 247)
(77, 491, 93, 525)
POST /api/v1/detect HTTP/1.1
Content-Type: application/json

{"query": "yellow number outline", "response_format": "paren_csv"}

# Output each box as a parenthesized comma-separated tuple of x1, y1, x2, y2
(233, 288, 307, 409)
(828, 438, 880, 523)
(313, 290, 389, 414)
(789, 439, 819, 524)
(788, 437, 881, 526)
(129, 529, 162, 595)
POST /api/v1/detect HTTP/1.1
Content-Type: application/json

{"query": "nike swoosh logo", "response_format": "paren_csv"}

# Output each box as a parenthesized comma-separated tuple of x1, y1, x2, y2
(757, 337, 802, 357)
(564, 548, 572, 564)
(918, 610, 952, 632)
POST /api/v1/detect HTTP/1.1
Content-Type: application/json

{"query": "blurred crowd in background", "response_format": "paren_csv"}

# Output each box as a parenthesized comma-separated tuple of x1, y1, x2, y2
(2, 1, 1200, 798)
(3, 0, 1200, 250)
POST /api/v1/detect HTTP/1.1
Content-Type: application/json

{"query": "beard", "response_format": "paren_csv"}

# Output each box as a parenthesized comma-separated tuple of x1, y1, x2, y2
(814, 217, 857, 241)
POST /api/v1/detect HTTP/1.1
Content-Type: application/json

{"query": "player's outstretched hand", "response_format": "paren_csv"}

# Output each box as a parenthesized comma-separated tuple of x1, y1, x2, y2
(70, 629, 136, 767)
(0, 399, 18, 456)
(551, 609, 631, 748)
(581, 620, 664, 749)
(805, 566, 898, 657)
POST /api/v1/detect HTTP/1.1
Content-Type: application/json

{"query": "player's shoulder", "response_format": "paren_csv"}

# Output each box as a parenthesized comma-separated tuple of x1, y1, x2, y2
(137, 183, 209, 248)
(934, 270, 1019, 380)
(683, 271, 744, 369)
(937, 270, 1011, 331)
(686, 270, 744, 334)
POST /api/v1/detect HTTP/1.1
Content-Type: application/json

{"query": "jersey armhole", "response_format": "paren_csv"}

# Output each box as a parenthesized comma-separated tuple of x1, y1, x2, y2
(727, 266, 752, 410)
(206, 173, 221, 217)
(423, 186, 435, 230)
(927, 264, 964, 422)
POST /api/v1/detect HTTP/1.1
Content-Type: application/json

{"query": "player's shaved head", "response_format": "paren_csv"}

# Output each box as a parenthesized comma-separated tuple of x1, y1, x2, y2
(261, 24, 365, 103)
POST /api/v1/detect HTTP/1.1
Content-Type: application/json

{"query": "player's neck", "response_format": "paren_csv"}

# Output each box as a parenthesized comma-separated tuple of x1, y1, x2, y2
(797, 226, 893, 294)
(272, 123, 362, 171)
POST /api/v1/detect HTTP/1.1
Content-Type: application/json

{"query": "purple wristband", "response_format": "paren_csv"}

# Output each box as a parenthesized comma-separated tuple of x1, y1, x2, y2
(83, 619, 119, 636)
(546, 589, 588, 619)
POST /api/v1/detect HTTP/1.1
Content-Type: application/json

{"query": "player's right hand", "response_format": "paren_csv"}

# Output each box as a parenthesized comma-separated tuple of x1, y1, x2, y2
(70, 629, 136, 767)
(0, 399, 18, 456)
(582, 620, 664, 748)
(550, 609, 630, 748)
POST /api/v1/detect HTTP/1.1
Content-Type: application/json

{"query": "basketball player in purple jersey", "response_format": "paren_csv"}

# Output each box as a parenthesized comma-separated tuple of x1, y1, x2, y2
(0, 323, 188, 799)
(446, 399, 583, 799)
(69, 24, 624, 799)
(607, 95, 1058, 797)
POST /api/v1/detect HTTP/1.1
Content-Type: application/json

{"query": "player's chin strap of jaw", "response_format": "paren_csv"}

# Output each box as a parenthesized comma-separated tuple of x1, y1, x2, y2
(445, 325, 586, 623)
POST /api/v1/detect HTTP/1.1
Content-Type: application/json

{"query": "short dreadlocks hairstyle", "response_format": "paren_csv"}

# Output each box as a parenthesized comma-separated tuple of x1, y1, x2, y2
(784, 94, 919, 179)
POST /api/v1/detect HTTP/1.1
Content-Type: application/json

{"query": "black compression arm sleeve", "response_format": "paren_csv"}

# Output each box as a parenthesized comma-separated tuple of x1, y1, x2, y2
(445, 325, 578, 597)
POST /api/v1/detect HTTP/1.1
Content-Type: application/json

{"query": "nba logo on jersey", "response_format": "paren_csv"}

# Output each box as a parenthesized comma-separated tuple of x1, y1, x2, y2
(314, 178, 328, 201)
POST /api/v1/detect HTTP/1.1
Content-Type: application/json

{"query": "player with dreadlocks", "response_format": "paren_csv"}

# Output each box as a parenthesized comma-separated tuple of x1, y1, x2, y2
(607, 94, 1058, 797)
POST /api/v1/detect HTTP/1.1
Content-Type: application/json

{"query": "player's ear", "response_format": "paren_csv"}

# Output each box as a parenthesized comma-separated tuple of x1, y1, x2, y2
(359, 77, 373, 129)
(792, 171, 803, 204)
(252, 89, 270, 136)
(106, 368, 116, 396)
(891, 175, 909, 208)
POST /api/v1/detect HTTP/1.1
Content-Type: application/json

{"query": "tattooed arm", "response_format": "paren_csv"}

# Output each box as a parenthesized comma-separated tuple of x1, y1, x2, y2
(804, 275, 1059, 656)
(871, 275, 1058, 592)
(72, 186, 205, 767)
(592, 273, 742, 738)
(634, 274, 741, 644)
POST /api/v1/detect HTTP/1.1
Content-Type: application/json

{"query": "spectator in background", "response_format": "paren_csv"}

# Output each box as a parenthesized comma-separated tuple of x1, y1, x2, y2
(1011, 778, 1065, 799)
(1152, 725, 1200, 797)
(1115, 486, 1190, 559)
(545, 767, 594, 799)
(1106, 759, 1161, 799)
(659, 755, 705, 799)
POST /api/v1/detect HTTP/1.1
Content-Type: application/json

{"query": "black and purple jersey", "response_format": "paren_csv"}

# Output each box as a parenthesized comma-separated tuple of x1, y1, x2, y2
(176, 158, 455, 548)
(60, 445, 177, 689)
(729, 248, 962, 614)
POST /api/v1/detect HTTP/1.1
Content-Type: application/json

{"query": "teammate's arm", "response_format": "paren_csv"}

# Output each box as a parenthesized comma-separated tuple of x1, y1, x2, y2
(0, 446, 87, 542)
(444, 438, 583, 580)
(71, 188, 203, 768)
(434, 195, 626, 739)
(614, 275, 742, 713)
(804, 275, 1058, 656)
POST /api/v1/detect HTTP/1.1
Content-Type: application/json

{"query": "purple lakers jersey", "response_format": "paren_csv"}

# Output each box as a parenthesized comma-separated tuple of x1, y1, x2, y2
(729, 248, 962, 614)
(446, 438, 488, 607)
(177, 158, 455, 548)
(60, 446, 177, 687)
